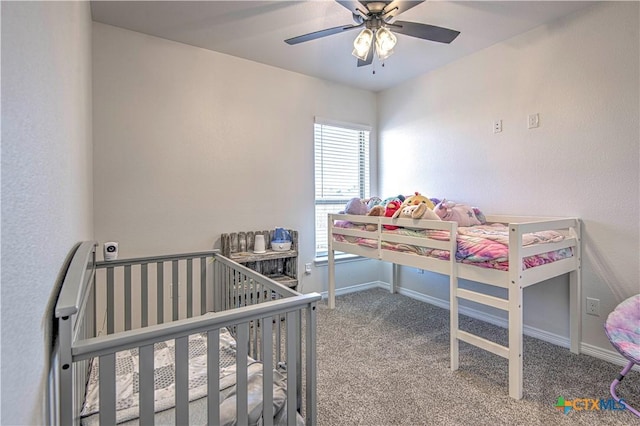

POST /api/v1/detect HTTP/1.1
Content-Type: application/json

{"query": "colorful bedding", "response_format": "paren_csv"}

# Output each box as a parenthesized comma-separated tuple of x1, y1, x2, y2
(332, 221, 573, 271)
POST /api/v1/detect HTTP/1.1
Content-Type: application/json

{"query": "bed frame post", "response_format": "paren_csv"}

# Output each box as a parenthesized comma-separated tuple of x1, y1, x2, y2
(508, 224, 524, 400)
(328, 214, 336, 309)
(305, 302, 317, 425)
(58, 315, 74, 426)
(449, 223, 459, 372)
(391, 264, 399, 294)
(569, 219, 582, 354)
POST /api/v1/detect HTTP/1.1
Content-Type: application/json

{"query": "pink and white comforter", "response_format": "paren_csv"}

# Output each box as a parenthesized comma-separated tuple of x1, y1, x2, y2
(332, 222, 573, 271)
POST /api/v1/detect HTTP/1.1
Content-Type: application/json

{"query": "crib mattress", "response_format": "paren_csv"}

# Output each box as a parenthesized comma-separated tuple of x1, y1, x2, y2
(333, 222, 573, 270)
(81, 328, 297, 425)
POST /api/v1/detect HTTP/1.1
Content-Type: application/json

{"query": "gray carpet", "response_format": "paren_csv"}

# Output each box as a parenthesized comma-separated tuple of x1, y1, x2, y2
(315, 288, 638, 425)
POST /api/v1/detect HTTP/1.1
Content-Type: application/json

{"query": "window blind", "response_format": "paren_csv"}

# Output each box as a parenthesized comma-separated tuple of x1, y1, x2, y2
(314, 121, 370, 257)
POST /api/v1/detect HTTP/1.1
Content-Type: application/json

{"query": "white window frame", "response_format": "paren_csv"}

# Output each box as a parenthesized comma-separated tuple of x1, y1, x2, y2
(314, 117, 371, 258)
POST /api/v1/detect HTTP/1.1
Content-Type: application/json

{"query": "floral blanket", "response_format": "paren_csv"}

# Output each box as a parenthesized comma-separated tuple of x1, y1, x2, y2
(333, 222, 573, 271)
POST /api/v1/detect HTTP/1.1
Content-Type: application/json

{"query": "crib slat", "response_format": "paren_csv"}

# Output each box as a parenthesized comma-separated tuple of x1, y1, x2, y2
(124, 265, 132, 331)
(251, 316, 258, 359)
(241, 273, 247, 306)
(227, 266, 232, 310)
(172, 260, 179, 321)
(207, 329, 220, 424)
(262, 316, 274, 426)
(141, 263, 149, 328)
(157, 262, 164, 324)
(99, 353, 116, 425)
(139, 343, 155, 425)
(286, 311, 297, 426)
(106, 267, 114, 334)
(187, 258, 193, 318)
(237, 322, 249, 426)
(276, 293, 282, 364)
(200, 257, 206, 314)
(175, 335, 189, 425)
(212, 258, 220, 313)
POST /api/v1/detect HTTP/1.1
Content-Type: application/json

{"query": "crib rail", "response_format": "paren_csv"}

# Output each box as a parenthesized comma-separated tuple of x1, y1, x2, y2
(54, 242, 319, 426)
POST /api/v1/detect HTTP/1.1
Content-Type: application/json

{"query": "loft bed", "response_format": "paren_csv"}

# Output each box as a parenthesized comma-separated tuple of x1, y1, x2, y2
(327, 213, 582, 399)
(53, 242, 320, 425)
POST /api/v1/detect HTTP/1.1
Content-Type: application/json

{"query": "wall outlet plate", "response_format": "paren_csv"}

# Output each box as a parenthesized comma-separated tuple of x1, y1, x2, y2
(586, 297, 600, 316)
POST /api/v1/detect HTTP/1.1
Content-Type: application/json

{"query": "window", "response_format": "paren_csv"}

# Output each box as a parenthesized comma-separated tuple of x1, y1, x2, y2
(314, 118, 370, 257)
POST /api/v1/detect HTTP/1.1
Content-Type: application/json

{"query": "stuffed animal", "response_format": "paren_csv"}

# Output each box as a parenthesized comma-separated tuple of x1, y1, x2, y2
(367, 197, 382, 210)
(434, 199, 483, 226)
(383, 200, 402, 230)
(367, 205, 385, 217)
(340, 198, 369, 215)
(392, 203, 440, 221)
(402, 192, 435, 210)
(380, 194, 405, 207)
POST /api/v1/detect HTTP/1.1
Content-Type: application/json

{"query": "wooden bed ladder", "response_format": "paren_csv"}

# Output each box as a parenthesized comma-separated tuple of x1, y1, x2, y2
(450, 224, 525, 400)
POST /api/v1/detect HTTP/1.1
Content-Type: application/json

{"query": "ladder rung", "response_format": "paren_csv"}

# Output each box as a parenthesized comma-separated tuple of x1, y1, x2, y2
(456, 288, 509, 311)
(457, 330, 509, 359)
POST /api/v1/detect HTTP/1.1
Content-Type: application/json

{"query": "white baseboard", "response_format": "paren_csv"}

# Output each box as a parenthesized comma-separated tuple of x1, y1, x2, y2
(330, 281, 637, 370)
(580, 342, 640, 372)
(320, 281, 384, 299)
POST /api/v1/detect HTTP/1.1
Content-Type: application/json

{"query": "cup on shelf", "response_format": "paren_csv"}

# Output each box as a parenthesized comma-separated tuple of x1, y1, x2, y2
(254, 235, 266, 253)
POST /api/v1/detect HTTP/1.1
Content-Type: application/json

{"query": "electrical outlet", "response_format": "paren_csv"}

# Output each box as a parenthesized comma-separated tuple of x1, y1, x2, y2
(304, 263, 312, 275)
(493, 119, 502, 133)
(528, 113, 540, 129)
(586, 297, 600, 316)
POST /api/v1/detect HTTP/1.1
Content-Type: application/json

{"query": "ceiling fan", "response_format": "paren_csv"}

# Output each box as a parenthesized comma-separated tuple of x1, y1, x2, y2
(285, 0, 460, 67)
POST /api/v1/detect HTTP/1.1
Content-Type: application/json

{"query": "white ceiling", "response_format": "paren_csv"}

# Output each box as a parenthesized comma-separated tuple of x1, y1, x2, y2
(91, 1, 596, 92)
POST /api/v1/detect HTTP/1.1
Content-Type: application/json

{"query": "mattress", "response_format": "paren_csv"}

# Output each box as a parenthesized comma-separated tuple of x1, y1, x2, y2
(332, 221, 573, 270)
(81, 328, 298, 426)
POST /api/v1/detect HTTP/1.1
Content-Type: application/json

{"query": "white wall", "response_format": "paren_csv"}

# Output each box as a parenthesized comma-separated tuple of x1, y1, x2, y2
(1, 2, 94, 424)
(378, 2, 639, 351)
(92, 22, 380, 296)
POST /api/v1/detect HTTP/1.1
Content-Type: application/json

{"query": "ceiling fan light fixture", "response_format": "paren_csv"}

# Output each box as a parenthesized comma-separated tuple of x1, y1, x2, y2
(352, 28, 373, 60)
(375, 27, 397, 60)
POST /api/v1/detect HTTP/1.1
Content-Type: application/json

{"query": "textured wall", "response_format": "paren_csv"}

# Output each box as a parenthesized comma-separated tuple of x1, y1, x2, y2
(1, 2, 93, 424)
(377, 2, 639, 351)
(92, 22, 380, 296)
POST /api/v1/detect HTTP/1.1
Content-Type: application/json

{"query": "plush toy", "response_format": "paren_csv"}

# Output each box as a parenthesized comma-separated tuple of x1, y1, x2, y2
(434, 199, 483, 226)
(402, 192, 435, 210)
(380, 194, 405, 207)
(383, 200, 402, 230)
(367, 205, 385, 217)
(367, 197, 382, 210)
(340, 198, 369, 215)
(392, 203, 440, 221)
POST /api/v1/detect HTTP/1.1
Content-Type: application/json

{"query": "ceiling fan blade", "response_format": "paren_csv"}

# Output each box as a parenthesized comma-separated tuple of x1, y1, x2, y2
(357, 47, 373, 67)
(391, 21, 460, 44)
(335, 0, 369, 19)
(285, 23, 363, 45)
(382, 0, 424, 21)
